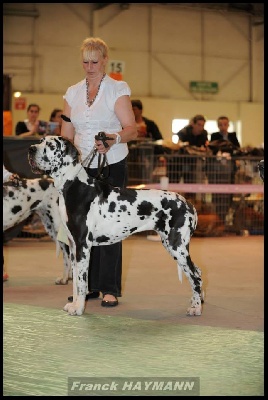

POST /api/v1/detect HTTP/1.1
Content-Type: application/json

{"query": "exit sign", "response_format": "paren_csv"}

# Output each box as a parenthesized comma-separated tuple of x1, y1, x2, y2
(190, 81, 218, 94)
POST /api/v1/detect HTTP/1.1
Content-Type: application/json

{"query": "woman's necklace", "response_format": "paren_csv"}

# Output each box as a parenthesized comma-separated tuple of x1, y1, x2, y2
(86, 73, 106, 107)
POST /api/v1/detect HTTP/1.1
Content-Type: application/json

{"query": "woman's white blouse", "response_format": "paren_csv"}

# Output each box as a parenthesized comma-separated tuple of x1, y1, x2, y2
(63, 75, 131, 168)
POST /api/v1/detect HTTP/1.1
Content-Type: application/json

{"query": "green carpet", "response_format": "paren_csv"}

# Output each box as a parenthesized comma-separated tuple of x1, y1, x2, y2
(3, 303, 264, 396)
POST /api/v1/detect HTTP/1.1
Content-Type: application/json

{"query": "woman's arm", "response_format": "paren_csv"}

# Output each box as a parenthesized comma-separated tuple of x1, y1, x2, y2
(95, 95, 138, 154)
(60, 99, 75, 142)
(113, 95, 138, 143)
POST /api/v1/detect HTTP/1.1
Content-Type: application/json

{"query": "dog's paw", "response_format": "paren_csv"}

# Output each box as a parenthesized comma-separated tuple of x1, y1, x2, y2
(63, 302, 72, 312)
(63, 302, 85, 316)
(186, 306, 202, 316)
(55, 277, 69, 285)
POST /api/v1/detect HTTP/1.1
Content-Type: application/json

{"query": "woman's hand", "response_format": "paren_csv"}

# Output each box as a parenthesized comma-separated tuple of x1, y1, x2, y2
(95, 132, 115, 153)
(95, 139, 110, 153)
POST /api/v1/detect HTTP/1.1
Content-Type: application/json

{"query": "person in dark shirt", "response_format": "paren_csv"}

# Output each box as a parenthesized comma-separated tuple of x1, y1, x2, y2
(177, 114, 208, 148)
(15, 103, 47, 137)
(210, 116, 240, 147)
(176, 114, 208, 184)
(131, 99, 163, 141)
(129, 99, 164, 185)
(208, 116, 240, 223)
(131, 99, 165, 242)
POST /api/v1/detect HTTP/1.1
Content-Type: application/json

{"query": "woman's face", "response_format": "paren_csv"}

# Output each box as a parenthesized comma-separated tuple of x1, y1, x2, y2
(82, 50, 107, 78)
(52, 111, 63, 126)
(27, 107, 39, 121)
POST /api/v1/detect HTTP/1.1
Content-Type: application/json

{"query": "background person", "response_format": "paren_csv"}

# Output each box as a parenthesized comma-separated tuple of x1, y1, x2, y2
(130, 100, 165, 242)
(177, 114, 208, 151)
(131, 99, 163, 141)
(210, 115, 240, 147)
(14, 104, 48, 232)
(61, 36, 137, 307)
(174, 114, 208, 184)
(15, 105, 48, 232)
(129, 99, 164, 186)
(48, 108, 63, 135)
(15, 104, 47, 137)
(208, 116, 241, 224)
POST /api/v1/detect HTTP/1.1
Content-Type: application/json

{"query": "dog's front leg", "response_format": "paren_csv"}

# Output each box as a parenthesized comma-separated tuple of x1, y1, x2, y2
(73, 257, 89, 316)
(63, 244, 90, 316)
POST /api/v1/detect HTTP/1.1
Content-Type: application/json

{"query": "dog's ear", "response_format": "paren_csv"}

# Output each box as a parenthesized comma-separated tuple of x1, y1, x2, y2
(62, 137, 80, 163)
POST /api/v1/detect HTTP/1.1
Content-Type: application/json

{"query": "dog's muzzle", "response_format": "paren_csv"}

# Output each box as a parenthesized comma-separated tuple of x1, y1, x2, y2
(28, 145, 44, 174)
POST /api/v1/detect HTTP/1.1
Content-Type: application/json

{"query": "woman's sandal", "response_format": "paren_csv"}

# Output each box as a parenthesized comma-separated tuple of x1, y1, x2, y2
(101, 295, 118, 307)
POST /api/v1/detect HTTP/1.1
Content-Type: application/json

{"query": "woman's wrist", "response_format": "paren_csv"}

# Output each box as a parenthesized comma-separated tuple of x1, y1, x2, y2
(114, 132, 121, 144)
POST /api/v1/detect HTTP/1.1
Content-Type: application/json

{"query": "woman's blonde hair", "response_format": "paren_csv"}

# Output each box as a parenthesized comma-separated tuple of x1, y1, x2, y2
(80, 37, 109, 61)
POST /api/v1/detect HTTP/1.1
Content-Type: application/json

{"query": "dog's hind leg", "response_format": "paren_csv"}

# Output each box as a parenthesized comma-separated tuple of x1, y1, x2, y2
(175, 248, 203, 316)
(55, 242, 72, 285)
(162, 238, 203, 315)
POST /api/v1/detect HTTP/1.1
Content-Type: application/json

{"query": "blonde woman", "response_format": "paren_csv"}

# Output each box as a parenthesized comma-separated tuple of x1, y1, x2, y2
(61, 37, 137, 307)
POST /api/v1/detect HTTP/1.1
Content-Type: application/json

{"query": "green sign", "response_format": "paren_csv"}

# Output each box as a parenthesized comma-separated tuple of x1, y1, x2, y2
(190, 81, 218, 94)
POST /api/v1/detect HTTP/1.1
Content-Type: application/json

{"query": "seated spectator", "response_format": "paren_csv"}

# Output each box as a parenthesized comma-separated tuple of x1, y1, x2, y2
(174, 114, 208, 184)
(131, 99, 163, 141)
(210, 116, 240, 148)
(131, 100, 164, 242)
(129, 99, 164, 185)
(15, 103, 47, 137)
(177, 114, 208, 148)
(208, 116, 241, 224)
(48, 108, 63, 135)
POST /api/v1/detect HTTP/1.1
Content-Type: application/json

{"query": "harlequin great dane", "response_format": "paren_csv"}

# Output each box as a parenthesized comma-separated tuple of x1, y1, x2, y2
(3, 177, 72, 284)
(28, 135, 203, 317)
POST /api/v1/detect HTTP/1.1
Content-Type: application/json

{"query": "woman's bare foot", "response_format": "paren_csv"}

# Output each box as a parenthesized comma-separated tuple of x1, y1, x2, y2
(103, 294, 117, 302)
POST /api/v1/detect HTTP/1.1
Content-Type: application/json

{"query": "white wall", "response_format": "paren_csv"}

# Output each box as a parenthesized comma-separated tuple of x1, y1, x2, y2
(4, 3, 264, 147)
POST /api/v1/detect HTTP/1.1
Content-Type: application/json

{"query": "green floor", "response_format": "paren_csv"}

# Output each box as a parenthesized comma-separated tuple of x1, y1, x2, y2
(3, 235, 264, 396)
(4, 303, 264, 396)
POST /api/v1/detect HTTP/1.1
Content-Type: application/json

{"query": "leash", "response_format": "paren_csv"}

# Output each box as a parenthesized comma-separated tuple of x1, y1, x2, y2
(82, 132, 113, 180)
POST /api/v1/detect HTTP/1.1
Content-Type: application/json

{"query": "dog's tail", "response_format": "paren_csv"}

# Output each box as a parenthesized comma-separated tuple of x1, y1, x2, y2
(56, 240, 61, 258)
(192, 204, 198, 233)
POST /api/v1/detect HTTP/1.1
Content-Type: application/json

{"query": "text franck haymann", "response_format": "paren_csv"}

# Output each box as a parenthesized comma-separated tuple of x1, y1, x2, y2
(68, 377, 200, 394)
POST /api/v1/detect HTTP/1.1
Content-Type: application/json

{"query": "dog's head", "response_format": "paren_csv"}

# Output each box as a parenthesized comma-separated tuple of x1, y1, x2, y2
(28, 135, 81, 176)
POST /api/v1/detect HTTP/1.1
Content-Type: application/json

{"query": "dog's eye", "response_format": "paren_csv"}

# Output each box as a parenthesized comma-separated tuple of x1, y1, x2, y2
(48, 143, 55, 151)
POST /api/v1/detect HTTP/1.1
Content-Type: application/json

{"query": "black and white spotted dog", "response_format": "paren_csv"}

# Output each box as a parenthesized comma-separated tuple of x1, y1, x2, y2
(3, 177, 71, 284)
(28, 135, 203, 317)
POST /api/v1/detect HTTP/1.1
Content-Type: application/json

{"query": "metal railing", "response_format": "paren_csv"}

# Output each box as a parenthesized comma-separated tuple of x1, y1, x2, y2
(127, 144, 264, 236)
